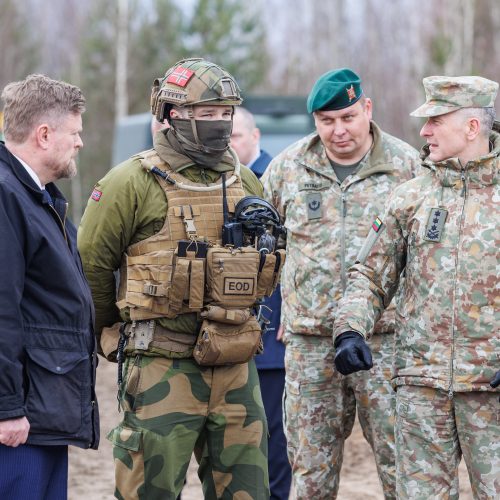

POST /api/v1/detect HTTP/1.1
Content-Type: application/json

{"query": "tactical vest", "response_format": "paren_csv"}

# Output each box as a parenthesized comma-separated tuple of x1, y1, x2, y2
(116, 150, 247, 321)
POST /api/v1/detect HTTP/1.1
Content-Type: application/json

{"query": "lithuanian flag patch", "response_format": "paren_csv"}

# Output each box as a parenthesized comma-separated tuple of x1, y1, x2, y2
(372, 217, 383, 232)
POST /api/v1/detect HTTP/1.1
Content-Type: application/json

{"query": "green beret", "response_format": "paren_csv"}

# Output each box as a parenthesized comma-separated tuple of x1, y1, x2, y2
(307, 68, 363, 113)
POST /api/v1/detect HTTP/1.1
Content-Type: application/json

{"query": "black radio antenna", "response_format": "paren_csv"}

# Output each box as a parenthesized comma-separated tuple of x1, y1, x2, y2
(222, 173, 229, 225)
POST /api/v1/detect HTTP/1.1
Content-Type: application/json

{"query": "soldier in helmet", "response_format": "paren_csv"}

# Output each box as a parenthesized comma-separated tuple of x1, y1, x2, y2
(261, 68, 420, 499)
(334, 76, 500, 497)
(78, 58, 271, 499)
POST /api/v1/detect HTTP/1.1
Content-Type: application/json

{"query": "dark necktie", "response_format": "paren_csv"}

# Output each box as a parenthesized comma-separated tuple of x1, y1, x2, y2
(42, 189, 54, 207)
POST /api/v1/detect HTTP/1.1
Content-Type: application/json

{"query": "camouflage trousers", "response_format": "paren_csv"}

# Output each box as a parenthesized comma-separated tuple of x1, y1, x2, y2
(284, 333, 396, 499)
(395, 386, 500, 499)
(108, 355, 269, 500)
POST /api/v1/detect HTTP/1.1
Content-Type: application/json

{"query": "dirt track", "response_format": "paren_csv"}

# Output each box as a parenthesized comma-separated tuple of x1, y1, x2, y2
(69, 359, 472, 499)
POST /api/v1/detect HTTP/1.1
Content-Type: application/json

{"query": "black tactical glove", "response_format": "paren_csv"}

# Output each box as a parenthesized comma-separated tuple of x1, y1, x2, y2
(491, 371, 500, 388)
(490, 370, 500, 402)
(334, 331, 373, 376)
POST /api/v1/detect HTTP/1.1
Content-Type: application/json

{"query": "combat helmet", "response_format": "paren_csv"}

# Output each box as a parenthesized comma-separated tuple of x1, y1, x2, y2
(151, 58, 242, 122)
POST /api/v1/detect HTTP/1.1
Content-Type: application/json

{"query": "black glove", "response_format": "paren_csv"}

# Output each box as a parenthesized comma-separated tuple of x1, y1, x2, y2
(490, 370, 500, 402)
(490, 371, 500, 388)
(334, 331, 373, 376)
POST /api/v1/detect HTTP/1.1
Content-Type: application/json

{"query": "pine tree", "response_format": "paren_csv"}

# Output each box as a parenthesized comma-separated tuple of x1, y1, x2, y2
(186, 0, 268, 92)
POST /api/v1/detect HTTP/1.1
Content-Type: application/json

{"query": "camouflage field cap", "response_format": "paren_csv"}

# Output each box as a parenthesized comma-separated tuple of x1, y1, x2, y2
(151, 58, 242, 121)
(410, 75, 499, 117)
(307, 68, 363, 113)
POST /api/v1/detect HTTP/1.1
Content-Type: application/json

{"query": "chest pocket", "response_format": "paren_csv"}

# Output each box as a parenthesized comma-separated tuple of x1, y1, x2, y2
(289, 178, 332, 227)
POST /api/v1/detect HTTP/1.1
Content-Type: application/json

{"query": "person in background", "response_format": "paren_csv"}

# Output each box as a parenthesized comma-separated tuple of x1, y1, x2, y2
(0, 74, 99, 499)
(151, 115, 169, 136)
(261, 68, 420, 499)
(231, 107, 272, 177)
(231, 106, 292, 500)
(334, 75, 499, 499)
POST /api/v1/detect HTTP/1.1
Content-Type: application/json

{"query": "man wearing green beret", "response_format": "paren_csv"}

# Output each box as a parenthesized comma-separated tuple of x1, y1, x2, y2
(261, 68, 420, 498)
(334, 75, 500, 498)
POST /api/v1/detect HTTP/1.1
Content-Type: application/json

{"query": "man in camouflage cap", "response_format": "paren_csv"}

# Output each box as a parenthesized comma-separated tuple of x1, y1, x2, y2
(334, 75, 500, 498)
(78, 58, 270, 499)
(261, 68, 420, 498)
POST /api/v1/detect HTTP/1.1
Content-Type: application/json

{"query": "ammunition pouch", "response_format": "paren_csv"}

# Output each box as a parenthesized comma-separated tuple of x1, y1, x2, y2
(119, 249, 206, 320)
(193, 314, 262, 366)
(256, 248, 285, 297)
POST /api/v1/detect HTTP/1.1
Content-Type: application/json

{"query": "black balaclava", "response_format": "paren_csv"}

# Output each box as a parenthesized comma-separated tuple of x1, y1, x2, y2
(170, 115, 233, 169)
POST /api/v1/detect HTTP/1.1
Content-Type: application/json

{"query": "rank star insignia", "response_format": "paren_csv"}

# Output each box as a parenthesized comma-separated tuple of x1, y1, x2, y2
(346, 85, 356, 101)
(424, 208, 448, 242)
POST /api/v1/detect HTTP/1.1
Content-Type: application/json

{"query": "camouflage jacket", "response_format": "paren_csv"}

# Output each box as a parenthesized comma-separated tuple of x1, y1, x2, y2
(261, 121, 420, 337)
(333, 123, 500, 393)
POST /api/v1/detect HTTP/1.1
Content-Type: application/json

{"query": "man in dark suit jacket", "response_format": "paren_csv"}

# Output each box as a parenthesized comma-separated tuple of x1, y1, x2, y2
(231, 107, 292, 500)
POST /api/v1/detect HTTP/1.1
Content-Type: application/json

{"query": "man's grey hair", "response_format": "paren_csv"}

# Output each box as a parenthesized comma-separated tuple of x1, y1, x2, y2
(457, 107, 496, 137)
(1, 74, 85, 143)
(234, 106, 256, 131)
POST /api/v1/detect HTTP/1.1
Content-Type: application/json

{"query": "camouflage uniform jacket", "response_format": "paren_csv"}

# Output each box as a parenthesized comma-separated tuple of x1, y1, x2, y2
(333, 123, 500, 393)
(78, 130, 263, 344)
(261, 121, 419, 337)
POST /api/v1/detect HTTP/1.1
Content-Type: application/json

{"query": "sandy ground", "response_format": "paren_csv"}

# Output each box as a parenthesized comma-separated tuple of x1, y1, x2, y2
(69, 359, 473, 499)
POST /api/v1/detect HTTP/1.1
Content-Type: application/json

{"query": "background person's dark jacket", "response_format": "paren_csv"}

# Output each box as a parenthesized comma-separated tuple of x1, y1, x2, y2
(248, 150, 286, 371)
(0, 143, 99, 449)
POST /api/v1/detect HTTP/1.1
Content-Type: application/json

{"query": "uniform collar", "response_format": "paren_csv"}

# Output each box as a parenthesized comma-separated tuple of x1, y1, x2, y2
(0, 143, 67, 208)
(297, 120, 394, 183)
(421, 129, 500, 187)
(12, 153, 44, 189)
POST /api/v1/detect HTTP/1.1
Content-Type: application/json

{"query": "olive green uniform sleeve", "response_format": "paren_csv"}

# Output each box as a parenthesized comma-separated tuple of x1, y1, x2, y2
(240, 164, 264, 197)
(78, 158, 160, 336)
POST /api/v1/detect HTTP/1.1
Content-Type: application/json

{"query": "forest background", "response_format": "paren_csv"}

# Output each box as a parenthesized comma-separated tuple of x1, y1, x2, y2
(1, 0, 499, 222)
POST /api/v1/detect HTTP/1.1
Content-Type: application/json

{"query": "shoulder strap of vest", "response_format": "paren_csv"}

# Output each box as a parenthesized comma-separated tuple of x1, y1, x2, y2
(140, 148, 242, 193)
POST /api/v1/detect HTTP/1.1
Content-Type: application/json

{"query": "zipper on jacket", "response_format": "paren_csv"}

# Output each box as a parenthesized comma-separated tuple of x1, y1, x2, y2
(340, 192, 347, 292)
(47, 202, 69, 243)
(449, 166, 468, 398)
(89, 399, 97, 448)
